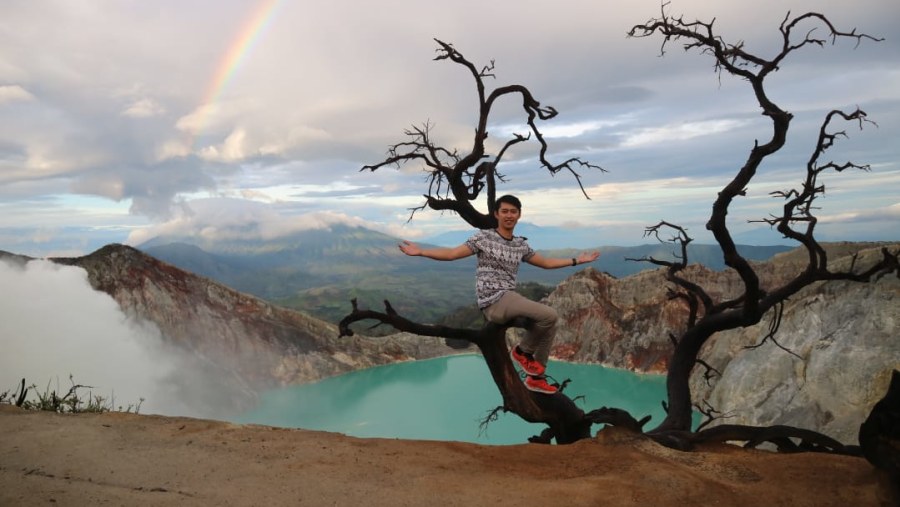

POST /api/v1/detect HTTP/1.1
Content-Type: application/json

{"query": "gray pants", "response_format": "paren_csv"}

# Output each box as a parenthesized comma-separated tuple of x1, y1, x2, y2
(483, 291, 558, 366)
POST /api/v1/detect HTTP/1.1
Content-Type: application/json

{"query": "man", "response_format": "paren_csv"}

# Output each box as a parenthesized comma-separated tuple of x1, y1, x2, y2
(398, 194, 600, 394)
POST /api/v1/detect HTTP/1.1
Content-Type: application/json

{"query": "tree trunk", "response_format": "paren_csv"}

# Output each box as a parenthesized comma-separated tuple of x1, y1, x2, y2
(653, 326, 710, 433)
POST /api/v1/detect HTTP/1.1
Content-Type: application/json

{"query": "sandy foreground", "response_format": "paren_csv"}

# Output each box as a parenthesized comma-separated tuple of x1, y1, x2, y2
(0, 405, 895, 507)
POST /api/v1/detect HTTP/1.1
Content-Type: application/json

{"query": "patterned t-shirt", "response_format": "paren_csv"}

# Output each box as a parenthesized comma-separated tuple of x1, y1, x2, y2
(465, 229, 535, 309)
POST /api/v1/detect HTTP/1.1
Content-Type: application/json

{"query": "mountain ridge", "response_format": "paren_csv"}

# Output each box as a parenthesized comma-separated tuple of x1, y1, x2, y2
(137, 224, 793, 324)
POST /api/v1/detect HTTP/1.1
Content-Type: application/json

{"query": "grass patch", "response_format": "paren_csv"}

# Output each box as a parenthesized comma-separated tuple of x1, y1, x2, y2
(1, 375, 143, 414)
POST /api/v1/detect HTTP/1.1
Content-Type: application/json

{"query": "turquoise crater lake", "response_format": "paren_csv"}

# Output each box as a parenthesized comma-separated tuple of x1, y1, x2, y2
(236, 355, 683, 445)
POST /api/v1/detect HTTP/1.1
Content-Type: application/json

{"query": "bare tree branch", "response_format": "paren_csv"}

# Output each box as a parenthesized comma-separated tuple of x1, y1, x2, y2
(693, 400, 735, 432)
(343, 12, 896, 451)
(360, 39, 604, 228)
(693, 424, 858, 455)
(743, 302, 803, 359)
(695, 360, 721, 387)
(628, 221, 715, 315)
(628, 8, 896, 436)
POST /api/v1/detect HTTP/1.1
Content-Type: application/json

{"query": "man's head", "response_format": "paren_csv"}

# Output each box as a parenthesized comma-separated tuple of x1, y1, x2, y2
(495, 194, 522, 211)
(494, 194, 522, 234)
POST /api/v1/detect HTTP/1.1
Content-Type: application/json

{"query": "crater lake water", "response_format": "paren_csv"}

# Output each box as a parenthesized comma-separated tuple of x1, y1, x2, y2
(235, 354, 680, 445)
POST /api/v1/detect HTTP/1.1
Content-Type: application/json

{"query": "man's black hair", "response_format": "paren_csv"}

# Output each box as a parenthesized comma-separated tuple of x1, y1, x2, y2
(496, 194, 522, 211)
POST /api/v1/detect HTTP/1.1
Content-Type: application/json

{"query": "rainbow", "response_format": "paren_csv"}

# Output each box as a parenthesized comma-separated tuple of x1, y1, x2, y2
(187, 0, 283, 147)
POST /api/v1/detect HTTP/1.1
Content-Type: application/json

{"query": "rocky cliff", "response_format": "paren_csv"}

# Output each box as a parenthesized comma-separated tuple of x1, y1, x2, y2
(44, 245, 454, 410)
(547, 242, 900, 443)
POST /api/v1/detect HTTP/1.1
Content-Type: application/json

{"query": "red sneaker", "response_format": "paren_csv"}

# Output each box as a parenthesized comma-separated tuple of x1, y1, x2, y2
(524, 375, 558, 394)
(510, 346, 545, 376)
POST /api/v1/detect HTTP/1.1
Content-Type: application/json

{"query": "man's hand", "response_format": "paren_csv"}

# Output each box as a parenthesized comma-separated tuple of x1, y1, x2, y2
(577, 251, 601, 265)
(398, 240, 422, 257)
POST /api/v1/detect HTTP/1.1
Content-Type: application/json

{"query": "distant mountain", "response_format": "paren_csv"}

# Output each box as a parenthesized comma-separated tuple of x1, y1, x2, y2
(425, 222, 798, 252)
(425, 222, 606, 250)
(138, 224, 792, 326)
(531, 243, 794, 278)
(426, 223, 794, 274)
(140, 225, 479, 325)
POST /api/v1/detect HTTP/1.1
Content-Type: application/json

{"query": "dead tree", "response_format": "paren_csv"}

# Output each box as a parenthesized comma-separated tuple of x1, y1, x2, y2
(361, 39, 604, 228)
(626, 8, 899, 448)
(343, 40, 616, 444)
(341, 15, 898, 448)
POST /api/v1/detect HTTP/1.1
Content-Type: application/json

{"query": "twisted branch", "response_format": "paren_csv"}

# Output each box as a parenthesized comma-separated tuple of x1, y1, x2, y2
(361, 39, 604, 229)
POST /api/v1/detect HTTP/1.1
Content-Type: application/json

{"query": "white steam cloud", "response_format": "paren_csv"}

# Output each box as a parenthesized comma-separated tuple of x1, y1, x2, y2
(0, 259, 234, 419)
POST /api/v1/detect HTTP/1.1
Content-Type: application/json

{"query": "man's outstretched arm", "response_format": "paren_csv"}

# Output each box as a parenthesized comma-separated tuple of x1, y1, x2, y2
(526, 251, 600, 270)
(398, 241, 474, 261)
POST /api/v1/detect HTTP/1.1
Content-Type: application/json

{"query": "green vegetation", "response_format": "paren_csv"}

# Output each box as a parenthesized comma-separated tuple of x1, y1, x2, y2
(276, 272, 476, 328)
(141, 225, 793, 328)
(1, 375, 143, 414)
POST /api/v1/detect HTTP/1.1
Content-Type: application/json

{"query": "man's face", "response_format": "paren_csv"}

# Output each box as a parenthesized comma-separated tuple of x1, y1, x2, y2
(494, 202, 521, 230)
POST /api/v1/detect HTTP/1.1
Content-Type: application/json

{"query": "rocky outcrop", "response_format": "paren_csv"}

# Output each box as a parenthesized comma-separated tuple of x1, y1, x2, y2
(548, 261, 755, 372)
(547, 242, 900, 443)
(687, 247, 900, 444)
(48, 245, 455, 408)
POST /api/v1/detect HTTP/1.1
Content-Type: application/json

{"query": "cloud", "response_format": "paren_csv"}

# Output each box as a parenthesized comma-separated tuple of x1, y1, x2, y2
(193, 124, 334, 163)
(121, 97, 165, 118)
(68, 158, 218, 219)
(155, 139, 192, 161)
(493, 118, 626, 140)
(198, 127, 249, 162)
(0, 85, 34, 104)
(620, 119, 750, 148)
(124, 197, 388, 246)
(819, 203, 900, 224)
(176, 99, 256, 137)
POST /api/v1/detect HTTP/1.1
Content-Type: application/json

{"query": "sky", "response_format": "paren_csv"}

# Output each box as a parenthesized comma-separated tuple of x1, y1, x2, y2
(2, 0, 899, 257)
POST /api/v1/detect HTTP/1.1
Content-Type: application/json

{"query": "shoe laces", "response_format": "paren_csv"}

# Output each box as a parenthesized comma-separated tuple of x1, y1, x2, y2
(520, 371, 561, 389)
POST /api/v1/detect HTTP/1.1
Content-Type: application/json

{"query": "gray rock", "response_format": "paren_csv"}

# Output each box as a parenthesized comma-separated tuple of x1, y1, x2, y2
(548, 243, 899, 443)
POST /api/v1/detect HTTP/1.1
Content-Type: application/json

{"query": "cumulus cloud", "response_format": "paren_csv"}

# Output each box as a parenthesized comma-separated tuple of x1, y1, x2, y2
(0, 85, 34, 104)
(68, 159, 219, 219)
(191, 119, 334, 163)
(175, 103, 217, 134)
(198, 127, 250, 162)
(493, 118, 626, 140)
(175, 99, 256, 139)
(620, 119, 750, 148)
(154, 139, 193, 161)
(819, 203, 900, 224)
(121, 97, 165, 118)
(0, 259, 226, 418)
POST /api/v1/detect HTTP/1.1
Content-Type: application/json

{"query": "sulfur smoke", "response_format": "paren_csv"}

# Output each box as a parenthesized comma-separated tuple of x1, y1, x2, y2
(0, 258, 237, 419)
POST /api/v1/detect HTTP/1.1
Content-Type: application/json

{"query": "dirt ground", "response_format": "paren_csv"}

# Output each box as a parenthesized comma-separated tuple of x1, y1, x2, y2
(1, 405, 896, 506)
